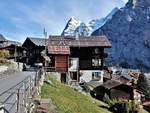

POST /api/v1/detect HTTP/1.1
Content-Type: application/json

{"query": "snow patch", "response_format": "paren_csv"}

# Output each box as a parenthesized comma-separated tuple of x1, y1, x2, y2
(127, 15, 132, 22)
(62, 8, 119, 36)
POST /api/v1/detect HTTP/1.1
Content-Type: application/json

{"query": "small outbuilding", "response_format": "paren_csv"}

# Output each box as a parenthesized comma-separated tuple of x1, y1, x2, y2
(91, 80, 143, 102)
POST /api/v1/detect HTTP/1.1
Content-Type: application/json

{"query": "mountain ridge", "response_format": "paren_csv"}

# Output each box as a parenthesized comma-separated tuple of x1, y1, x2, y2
(61, 0, 150, 71)
(92, 0, 150, 71)
(61, 7, 119, 36)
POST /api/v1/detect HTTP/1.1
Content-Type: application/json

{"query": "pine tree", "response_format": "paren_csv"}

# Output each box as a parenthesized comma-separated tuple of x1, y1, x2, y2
(136, 73, 150, 99)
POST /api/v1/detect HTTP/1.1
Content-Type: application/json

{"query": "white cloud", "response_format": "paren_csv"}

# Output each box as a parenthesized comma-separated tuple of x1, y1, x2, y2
(0, 0, 127, 42)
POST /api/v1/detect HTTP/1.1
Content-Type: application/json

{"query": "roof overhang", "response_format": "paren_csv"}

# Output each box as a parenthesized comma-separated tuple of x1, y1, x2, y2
(48, 46, 70, 55)
(48, 36, 112, 48)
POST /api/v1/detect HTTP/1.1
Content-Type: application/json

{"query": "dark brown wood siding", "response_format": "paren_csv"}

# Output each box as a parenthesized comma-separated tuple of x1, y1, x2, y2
(70, 47, 104, 70)
(55, 55, 68, 72)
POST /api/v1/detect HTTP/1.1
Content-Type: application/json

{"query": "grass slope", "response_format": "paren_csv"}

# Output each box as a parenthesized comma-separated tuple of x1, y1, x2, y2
(41, 76, 111, 113)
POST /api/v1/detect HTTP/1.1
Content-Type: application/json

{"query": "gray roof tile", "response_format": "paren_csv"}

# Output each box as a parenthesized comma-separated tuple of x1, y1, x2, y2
(28, 37, 48, 46)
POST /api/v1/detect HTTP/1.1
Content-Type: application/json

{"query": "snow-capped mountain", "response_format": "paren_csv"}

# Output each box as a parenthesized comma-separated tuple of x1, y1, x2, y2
(61, 7, 119, 36)
(87, 7, 119, 35)
(62, 0, 150, 71)
(61, 17, 81, 36)
(92, 0, 150, 71)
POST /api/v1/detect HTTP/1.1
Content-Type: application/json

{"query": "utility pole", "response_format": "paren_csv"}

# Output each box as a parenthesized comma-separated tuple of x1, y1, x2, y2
(14, 44, 17, 62)
(43, 28, 47, 67)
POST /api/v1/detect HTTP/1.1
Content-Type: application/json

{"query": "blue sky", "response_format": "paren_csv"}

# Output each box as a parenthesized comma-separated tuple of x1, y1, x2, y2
(0, 0, 127, 42)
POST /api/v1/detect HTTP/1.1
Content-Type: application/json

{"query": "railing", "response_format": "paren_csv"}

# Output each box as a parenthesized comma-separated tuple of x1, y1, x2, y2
(44, 67, 56, 72)
(0, 69, 44, 113)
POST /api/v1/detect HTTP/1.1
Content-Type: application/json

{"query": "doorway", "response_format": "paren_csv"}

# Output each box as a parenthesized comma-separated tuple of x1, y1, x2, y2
(70, 72, 78, 80)
(61, 73, 67, 83)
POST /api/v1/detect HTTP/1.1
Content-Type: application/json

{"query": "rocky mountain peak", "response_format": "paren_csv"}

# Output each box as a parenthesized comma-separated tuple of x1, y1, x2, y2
(61, 7, 119, 36)
(61, 16, 81, 36)
(92, 0, 150, 71)
(126, 0, 150, 8)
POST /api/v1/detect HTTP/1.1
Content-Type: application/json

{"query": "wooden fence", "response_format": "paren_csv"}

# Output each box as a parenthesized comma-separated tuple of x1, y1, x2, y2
(0, 69, 44, 113)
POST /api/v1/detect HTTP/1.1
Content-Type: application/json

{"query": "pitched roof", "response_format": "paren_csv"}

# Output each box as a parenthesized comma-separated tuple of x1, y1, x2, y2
(27, 37, 48, 46)
(1, 44, 25, 50)
(0, 39, 22, 48)
(128, 70, 140, 79)
(116, 76, 131, 84)
(86, 81, 103, 90)
(48, 36, 111, 47)
(101, 80, 122, 89)
(7, 40, 22, 46)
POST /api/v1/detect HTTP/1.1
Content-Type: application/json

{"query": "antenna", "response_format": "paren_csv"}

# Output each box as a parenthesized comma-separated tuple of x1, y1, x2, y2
(44, 28, 47, 40)
(43, 28, 47, 48)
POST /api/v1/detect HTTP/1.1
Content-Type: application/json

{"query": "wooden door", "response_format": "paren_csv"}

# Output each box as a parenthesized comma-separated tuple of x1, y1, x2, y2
(55, 55, 68, 72)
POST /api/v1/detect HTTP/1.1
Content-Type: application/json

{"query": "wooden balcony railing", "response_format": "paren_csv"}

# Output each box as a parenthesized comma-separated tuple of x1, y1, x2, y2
(44, 67, 56, 72)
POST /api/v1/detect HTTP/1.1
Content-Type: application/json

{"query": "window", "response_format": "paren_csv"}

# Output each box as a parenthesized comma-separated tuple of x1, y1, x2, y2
(92, 59, 101, 67)
(92, 72, 101, 80)
(69, 59, 73, 67)
(69, 58, 78, 71)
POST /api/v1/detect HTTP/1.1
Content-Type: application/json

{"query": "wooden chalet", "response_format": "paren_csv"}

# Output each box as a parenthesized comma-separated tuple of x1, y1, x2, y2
(22, 37, 48, 65)
(91, 80, 143, 102)
(47, 36, 111, 83)
(101, 80, 134, 100)
(0, 36, 25, 61)
(0, 44, 25, 61)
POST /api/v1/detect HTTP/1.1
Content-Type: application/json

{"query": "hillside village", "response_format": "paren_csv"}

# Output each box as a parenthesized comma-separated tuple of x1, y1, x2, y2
(0, 0, 150, 113)
(0, 32, 150, 113)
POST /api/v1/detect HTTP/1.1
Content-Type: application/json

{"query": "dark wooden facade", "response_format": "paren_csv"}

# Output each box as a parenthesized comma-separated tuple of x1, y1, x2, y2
(22, 37, 47, 65)
(92, 80, 134, 100)
(48, 36, 111, 73)
(70, 47, 104, 70)
(0, 44, 25, 61)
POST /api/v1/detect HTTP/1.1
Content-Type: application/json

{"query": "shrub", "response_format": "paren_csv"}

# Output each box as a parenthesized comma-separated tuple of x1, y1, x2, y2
(0, 49, 9, 58)
(103, 94, 117, 106)
(103, 94, 140, 113)
(0, 59, 11, 66)
(136, 73, 150, 99)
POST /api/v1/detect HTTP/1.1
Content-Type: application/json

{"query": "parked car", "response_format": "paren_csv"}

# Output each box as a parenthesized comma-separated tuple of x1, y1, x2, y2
(33, 63, 43, 68)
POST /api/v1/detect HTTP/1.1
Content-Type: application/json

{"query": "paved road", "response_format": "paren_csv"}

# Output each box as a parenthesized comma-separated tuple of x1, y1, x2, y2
(0, 71, 36, 113)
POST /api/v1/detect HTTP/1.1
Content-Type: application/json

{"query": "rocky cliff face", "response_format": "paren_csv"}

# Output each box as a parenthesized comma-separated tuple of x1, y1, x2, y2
(92, 0, 150, 70)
